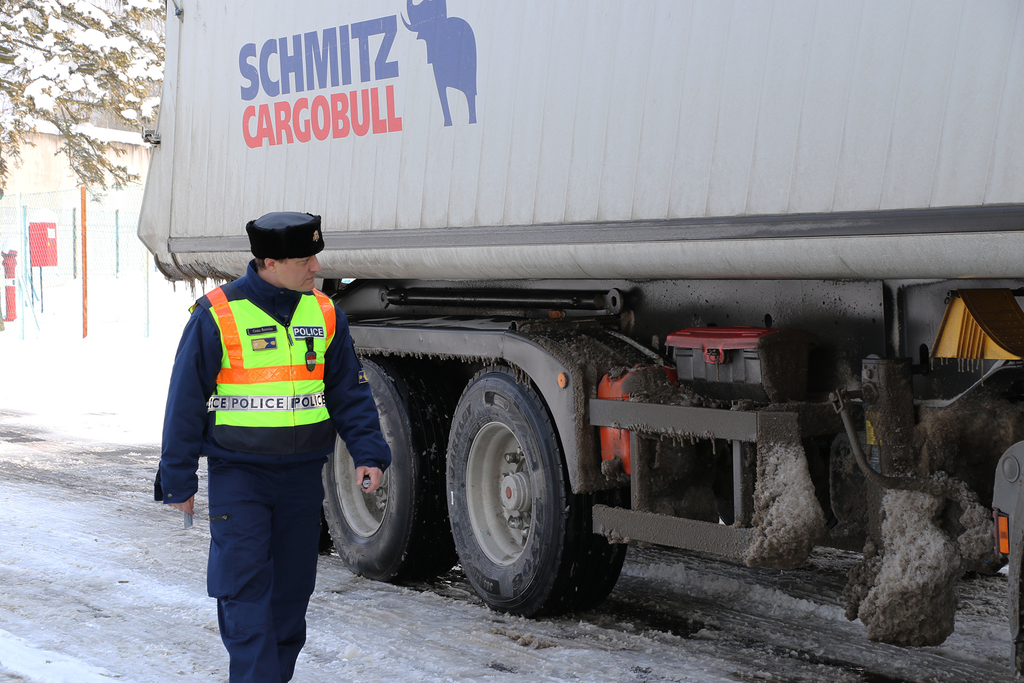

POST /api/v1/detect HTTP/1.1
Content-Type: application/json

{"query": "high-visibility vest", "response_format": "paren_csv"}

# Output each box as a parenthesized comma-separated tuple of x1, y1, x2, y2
(202, 283, 338, 455)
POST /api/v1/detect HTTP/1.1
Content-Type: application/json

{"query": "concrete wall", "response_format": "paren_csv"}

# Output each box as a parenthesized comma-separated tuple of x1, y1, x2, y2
(4, 132, 151, 196)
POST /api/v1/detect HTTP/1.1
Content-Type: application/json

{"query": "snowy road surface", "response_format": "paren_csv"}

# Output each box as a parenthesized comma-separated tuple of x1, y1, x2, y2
(0, 335, 1016, 683)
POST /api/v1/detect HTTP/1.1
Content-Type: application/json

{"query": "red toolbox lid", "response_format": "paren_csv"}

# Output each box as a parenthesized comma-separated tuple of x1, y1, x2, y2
(666, 326, 780, 349)
(665, 326, 814, 364)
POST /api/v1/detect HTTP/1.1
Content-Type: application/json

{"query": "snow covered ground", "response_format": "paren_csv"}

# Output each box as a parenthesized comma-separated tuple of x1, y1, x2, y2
(0, 280, 1017, 683)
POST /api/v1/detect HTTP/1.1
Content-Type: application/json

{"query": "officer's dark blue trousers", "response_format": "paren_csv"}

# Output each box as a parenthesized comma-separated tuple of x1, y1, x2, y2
(206, 457, 327, 683)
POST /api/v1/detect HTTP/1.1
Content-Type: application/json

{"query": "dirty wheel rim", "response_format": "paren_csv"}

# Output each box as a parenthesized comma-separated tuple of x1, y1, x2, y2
(466, 421, 532, 566)
(336, 456, 389, 538)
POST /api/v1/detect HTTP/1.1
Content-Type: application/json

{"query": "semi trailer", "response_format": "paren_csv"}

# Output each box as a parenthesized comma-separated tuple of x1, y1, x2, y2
(139, 0, 1024, 670)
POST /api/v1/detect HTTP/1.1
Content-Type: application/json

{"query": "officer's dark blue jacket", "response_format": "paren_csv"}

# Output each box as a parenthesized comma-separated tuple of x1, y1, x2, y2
(156, 260, 390, 505)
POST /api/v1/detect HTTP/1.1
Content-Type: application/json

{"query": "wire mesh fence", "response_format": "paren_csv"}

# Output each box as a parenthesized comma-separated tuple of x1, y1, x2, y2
(0, 187, 196, 341)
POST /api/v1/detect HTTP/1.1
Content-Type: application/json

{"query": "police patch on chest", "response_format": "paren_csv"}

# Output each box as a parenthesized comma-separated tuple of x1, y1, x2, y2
(292, 325, 325, 339)
(251, 337, 277, 351)
(246, 325, 277, 335)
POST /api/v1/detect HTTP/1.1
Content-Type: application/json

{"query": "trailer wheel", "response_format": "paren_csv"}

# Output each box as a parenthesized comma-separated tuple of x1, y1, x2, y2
(447, 365, 624, 616)
(323, 358, 456, 582)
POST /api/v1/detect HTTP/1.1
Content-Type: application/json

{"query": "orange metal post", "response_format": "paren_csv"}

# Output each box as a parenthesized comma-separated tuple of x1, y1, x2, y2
(81, 186, 88, 338)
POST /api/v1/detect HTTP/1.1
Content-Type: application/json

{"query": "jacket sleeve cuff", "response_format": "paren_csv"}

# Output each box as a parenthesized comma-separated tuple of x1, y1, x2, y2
(157, 462, 199, 503)
(350, 453, 390, 471)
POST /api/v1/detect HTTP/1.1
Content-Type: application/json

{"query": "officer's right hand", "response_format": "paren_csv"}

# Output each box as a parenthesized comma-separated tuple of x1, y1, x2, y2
(356, 466, 384, 493)
(168, 495, 195, 515)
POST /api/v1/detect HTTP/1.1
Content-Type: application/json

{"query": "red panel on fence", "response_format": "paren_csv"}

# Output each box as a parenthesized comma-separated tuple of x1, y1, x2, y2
(29, 222, 58, 267)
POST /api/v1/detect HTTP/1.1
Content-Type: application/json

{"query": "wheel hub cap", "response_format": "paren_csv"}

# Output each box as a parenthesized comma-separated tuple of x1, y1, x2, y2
(500, 472, 531, 512)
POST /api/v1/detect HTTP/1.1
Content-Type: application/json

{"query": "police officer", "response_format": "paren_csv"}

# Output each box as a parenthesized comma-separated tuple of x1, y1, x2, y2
(155, 211, 390, 682)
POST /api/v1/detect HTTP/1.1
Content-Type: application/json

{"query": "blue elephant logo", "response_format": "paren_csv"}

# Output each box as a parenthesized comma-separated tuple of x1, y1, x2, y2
(402, 0, 477, 126)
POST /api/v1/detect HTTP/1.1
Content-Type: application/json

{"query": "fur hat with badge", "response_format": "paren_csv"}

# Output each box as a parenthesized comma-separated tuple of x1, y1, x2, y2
(246, 211, 324, 259)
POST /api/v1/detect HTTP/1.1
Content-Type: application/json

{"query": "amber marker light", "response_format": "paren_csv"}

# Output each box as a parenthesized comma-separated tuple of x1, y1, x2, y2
(996, 510, 1010, 556)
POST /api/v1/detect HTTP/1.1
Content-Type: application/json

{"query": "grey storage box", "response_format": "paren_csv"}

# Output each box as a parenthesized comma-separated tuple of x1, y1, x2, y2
(666, 327, 817, 404)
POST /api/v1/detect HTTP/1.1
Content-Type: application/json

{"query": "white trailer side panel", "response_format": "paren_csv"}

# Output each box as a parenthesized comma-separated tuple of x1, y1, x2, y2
(139, 0, 1024, 281)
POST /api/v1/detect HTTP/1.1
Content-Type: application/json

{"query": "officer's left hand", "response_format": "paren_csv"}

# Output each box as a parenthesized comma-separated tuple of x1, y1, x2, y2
(168, 495, 195, 515)
(356, 466, 384, 493)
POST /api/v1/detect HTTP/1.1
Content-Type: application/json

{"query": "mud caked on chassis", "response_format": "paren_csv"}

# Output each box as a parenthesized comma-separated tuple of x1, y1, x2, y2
(138, 0, 1024, 673)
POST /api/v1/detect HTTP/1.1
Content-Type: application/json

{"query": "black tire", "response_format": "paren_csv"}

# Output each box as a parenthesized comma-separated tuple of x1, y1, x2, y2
(323, 358, 457, 582)
(447, 366, 625, 616)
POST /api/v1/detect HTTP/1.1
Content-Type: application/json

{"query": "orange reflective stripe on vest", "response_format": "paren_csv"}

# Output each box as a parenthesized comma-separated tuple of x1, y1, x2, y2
(207, 288, 244, 371)
(217, 364, 325, 384)
(313, 289, 336, 341)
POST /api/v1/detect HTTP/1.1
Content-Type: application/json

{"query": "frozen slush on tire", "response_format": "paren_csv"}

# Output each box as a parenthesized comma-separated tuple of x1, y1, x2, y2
(447, 365, 625, 616)
(323, 358, 456, 582)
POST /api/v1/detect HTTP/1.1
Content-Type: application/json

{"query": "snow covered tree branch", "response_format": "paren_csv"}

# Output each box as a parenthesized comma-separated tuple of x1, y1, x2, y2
(0, 0, 164, 191)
